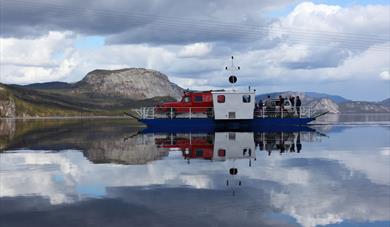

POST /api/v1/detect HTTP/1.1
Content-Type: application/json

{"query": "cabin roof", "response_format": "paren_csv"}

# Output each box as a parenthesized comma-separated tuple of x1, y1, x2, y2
(211, 90, 255, 95)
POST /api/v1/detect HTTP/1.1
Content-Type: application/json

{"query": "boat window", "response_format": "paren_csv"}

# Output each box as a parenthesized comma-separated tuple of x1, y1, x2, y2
(195, 149, 203, 157)
(183, 96, 190, 103)
(194, 96, 203, 102)
(243, 95, 251, 103)
(217, 95, 225, 103)
(228, 132, 236, 140)
(218, 149, 226, 157)
(243, 148, 252, 156)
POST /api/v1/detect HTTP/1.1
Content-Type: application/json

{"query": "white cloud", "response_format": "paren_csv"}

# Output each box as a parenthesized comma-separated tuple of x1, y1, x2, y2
(270, 2, 342, 39)
(0, 31, 77, 84)
(178, 43, 212, 58)
(381, 147, 390, 156)
(270, 2, 389, 46)
(380, 70, 390, 80)
(266, 2, 390, 78)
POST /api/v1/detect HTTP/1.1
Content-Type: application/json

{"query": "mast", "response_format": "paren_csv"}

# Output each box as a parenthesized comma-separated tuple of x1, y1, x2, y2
(225, 56, 240, 90)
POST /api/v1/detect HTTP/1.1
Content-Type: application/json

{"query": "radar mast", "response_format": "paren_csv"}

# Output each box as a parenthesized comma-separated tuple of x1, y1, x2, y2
(225, 56, 240, 90)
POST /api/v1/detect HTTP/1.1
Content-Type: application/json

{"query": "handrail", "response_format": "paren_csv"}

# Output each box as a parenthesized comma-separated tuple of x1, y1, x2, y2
(131, 106, 315, 120)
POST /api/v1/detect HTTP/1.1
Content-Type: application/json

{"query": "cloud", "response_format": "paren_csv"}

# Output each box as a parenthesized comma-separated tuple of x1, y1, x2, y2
(269, 2, 390, 70)
(380, 70, 390, 80)
(0, 0, 291, 44)
(0, 31, 78, 84)
(178, 43, 212, 58)
(0, 1, 389, 100)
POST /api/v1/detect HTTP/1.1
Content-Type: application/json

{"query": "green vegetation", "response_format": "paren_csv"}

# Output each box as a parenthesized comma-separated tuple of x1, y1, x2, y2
(0, 84, 174, 118)
(0, 118, 143, 151)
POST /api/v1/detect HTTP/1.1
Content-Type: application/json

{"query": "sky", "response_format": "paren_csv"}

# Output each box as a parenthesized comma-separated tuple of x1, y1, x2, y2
(0, 0, 389, 101)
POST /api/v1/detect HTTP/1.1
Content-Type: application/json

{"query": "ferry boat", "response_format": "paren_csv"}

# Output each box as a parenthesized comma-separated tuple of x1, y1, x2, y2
(130, 57, 327, 130)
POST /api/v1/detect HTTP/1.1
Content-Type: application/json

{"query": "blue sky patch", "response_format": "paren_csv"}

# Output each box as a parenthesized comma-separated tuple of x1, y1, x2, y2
(75, 36, 105, 49)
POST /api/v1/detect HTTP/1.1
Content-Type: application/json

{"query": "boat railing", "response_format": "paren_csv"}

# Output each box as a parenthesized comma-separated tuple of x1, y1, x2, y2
(254, 106, 314, 119)
(132, 106, 314, 119)
(133, 107, 214, 119)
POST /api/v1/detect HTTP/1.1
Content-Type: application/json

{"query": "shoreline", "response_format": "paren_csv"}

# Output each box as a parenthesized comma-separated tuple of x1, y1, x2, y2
(0, 116, 134, 120)
(1, 112, 390, 120)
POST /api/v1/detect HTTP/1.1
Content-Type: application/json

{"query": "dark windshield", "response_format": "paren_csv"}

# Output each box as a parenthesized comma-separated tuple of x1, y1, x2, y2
(182, 96, 190, 103)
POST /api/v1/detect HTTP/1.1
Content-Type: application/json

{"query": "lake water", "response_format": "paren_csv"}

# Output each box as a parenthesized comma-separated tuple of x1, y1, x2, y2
(0, 115, 389, 227)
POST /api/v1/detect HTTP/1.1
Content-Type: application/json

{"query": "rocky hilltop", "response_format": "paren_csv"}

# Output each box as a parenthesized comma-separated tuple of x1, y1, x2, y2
(75, 68, 183, 100)
(0, 86, 16, 118)
(308, 98, 340, 114)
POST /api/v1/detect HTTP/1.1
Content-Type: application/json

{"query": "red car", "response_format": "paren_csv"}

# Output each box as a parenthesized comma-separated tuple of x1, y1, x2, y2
(156, 91, 214, 117)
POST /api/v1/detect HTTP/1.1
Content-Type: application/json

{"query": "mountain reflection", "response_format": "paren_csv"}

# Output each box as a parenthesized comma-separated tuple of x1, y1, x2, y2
(1, 119, 322, 165)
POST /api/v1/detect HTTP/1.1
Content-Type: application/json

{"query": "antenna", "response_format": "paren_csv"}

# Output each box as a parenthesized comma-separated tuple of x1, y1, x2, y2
(225, 56, 240, 90)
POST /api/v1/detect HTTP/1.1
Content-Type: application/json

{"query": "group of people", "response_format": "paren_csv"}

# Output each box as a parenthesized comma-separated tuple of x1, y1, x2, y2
(255, 95, 302, 117)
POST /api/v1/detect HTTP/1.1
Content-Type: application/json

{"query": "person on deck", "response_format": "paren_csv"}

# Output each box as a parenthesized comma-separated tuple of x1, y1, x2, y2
(258, 99, 263, 116)
(279, 95, 285, 116)
(289, 96, 295, 107)
(254, 100, 260, 117)
(265, 95, 272, 116)
(289, 96, 296, 117)
(296, 96, 302, 116)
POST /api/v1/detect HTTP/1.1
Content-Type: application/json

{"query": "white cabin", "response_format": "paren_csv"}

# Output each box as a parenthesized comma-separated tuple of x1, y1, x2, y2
(211, 90, 255, 120)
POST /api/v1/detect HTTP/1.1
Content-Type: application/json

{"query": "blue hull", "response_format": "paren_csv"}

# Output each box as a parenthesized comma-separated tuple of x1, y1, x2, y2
(140, 117, 316, 132)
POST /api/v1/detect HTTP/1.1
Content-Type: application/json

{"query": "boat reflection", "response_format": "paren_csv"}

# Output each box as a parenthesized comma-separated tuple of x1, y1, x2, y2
(153, 130, 319, 163)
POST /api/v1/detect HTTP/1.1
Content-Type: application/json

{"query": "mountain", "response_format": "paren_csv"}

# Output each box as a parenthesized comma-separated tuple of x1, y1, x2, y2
(1, 69, 389, 117)
(23, 82, 74, 90)
(309, 98, 340, 114)
(379, 98, 390, 107)
(73, 68, 183, 100)
(1, 68, 182, 118)
(339, 101, 390, 113)
(304, 92, 350, 104)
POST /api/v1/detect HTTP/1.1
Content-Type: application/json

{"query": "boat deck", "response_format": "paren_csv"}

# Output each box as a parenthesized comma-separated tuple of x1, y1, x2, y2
(132, 106, 315, 120)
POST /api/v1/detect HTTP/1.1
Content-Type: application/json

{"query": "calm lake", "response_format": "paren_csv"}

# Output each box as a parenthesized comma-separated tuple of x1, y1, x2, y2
(0, 114, 389, 227)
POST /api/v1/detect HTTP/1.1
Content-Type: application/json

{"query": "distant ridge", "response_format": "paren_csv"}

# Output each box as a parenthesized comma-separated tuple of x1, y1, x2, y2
(379, 98, 390, 107)
(304, 92, 350, 104)
(23, 82, 74, 90)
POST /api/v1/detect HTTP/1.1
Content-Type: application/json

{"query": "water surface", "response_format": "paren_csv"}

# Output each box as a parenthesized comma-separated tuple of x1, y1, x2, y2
(0, 115, 389, 227)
